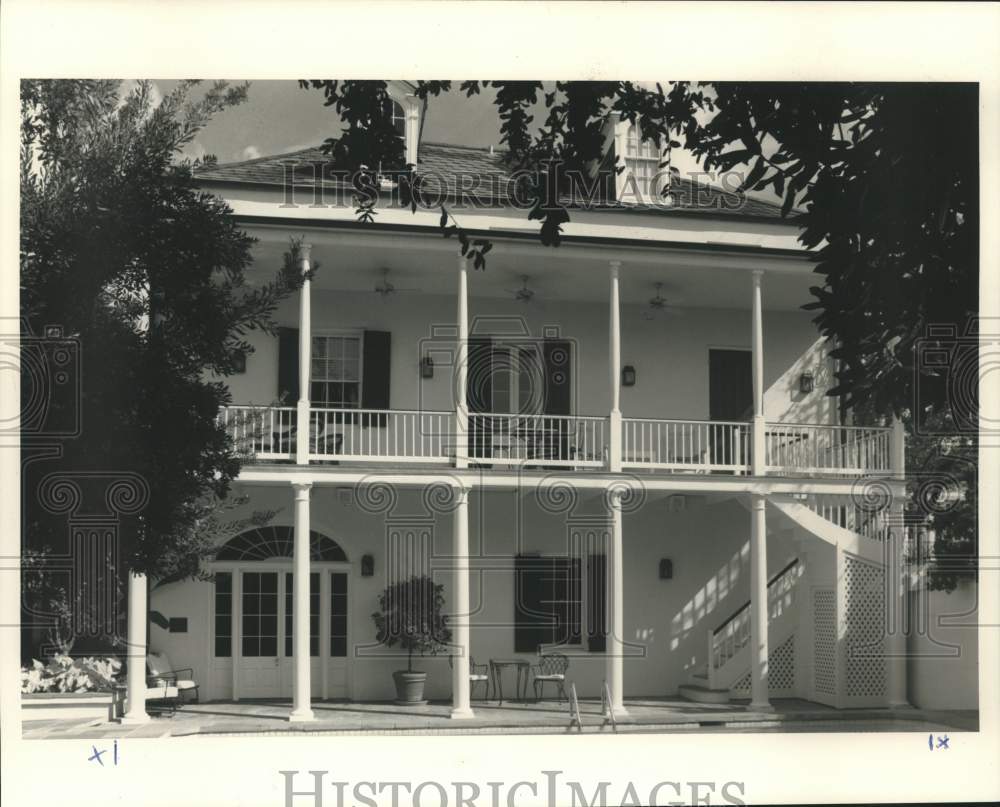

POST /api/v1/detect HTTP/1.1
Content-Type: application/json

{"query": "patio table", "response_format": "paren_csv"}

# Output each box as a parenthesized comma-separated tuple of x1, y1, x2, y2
(489, 658, 530, 705)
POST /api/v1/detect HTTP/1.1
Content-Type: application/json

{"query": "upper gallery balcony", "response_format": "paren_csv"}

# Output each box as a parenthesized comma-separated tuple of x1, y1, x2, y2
(212, 216, 903, 482)
(219, 404, 894, 476)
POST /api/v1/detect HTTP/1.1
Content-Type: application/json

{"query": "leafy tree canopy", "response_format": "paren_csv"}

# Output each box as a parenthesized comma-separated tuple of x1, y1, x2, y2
(303, 80, 978, 587)
(21, 79, 306, 579)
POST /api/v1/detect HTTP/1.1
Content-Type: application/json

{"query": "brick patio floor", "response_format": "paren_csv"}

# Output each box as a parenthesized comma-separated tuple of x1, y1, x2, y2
(22, 696, 979, 739)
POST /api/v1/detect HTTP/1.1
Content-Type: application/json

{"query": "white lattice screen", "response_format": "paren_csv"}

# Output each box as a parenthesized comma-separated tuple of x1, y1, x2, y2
(844, 555, 887, 700)
(813, 589, 837, 697)
(730, 634, 796, 696)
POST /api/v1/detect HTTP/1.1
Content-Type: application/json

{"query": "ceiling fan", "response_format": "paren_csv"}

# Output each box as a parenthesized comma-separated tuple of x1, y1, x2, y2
(506, 275, 535, 303)
(373, 267, 421, 299)
(642, 282, 685, 320)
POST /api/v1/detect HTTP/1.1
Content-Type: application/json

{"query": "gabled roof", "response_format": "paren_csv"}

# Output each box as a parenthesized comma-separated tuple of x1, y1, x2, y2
(194, 142, 794, 223)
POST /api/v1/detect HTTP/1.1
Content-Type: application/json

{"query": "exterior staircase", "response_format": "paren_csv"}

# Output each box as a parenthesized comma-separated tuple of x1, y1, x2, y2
(679, 556, 803, 704)
(679, 492, 892, 704)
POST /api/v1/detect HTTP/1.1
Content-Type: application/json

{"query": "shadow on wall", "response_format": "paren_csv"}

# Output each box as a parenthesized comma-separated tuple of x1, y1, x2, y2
(669, 541, 750, 673)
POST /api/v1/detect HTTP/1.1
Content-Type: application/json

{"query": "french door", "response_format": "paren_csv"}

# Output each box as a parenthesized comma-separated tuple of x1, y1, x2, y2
(238, 571, 281, 697)
(227, 567, 350, 700)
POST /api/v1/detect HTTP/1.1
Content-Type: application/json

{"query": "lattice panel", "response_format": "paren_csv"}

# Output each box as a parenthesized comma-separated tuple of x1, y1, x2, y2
(844, 556, 887, 699)
(813, 589, 837, 696)
(730, 634, 795, 695)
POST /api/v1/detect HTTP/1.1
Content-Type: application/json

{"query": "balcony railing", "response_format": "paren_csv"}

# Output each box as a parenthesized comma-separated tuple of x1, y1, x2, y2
(622, 418, 750, 473)
(310, 407, 454, 463)
(764, 423, 891, 475)
(219, 405, 296, 461)
(219, 406, 893, 477)
(469, 413, 607, 468)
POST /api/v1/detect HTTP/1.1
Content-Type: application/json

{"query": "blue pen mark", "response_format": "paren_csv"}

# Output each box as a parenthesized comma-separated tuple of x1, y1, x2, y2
(928, 733, 950, 750)
(88, 745, 107, 766)
(114, 739, 118, 766)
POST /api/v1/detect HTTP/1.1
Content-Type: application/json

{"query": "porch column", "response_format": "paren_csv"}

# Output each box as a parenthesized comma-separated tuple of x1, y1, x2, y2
(749, 493, 771, 710)
(750, 270, 766, 475)
(608, 260, 623, 472)
(605, 488, 628, 716)
(450, 484, 474, 719)
(120, 571, 150, 724)
(887, 416, 909, 706)
(455, 256, 469, 469)
(296, 243, 313, 465)
(289, 482, 315, 722)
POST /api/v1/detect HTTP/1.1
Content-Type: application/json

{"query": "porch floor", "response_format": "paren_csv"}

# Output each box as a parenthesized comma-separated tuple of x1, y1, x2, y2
(23, 697, 978, 739)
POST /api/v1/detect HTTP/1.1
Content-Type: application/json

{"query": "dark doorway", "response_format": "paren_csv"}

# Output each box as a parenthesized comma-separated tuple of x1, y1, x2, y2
(708, 349, 753, 467)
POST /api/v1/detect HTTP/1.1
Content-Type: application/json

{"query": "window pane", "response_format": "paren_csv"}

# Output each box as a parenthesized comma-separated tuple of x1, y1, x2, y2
(330, 573, 348, 657)
(214, 573, 232, 658)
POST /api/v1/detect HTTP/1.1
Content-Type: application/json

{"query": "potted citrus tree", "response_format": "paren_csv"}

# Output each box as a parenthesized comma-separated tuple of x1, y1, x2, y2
(372, 575, 451, 705)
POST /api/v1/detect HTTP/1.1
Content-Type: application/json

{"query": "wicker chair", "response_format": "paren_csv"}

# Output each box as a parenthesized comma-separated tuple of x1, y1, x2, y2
(530, 653, 569, 701)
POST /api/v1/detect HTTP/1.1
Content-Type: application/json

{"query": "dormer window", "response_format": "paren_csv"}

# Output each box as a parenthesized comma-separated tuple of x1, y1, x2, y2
(624, 123, 665, 202)
(383, 98, 405, 138)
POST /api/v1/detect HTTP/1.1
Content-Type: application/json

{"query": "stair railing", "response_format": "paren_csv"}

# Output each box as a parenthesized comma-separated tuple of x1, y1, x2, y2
(707, 558, 800, 689)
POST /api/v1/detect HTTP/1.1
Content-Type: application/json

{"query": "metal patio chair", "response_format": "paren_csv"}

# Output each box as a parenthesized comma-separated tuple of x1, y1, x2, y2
(530, 653, 569, 702)
(448, 654, 493, 700)
(146, 651, 199, 704)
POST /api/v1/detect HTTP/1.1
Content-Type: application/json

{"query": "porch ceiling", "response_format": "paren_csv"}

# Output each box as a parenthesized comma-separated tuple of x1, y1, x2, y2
(242, 224, 817, 312)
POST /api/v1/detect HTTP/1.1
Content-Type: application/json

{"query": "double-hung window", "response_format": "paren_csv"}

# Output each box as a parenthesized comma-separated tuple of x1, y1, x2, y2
(624, 123, 666, 203)
(514, 553, 607, 652)
(311, 334, 361, 409)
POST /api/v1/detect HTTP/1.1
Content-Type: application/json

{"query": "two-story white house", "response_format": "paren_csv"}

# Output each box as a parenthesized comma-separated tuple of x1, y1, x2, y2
(124, 82, 909, 724)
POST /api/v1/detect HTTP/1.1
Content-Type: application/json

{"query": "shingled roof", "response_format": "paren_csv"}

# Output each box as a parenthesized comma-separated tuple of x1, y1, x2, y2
(194, 141, 793, 222)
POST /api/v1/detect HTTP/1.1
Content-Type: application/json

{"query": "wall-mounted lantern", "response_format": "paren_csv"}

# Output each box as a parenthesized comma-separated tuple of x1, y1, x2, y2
(622, 365, 637, 387)
(659, 558, 673, 580)
(420, 355, 435, 379)
(361, 554, 375, 577)
(799, 370, 815, 394)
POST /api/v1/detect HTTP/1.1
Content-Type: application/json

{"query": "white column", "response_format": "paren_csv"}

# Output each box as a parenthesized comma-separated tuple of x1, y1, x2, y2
(749, 494, 771, 710)
(605, 488, 628, 716)
(289, 482, 315, 722)
(891, 417, 906, 478)
(405, 102, 420, 167)
(120, 571, 150, 724)
(450, 485, 474, 718)
(750, 269, 766, 475)
(608, 261, 623, 472)
(232, 569, 242, 701)
(455, 256, 469, 469)
(888, 416, 908, 706)
(296, 243, 313, 465)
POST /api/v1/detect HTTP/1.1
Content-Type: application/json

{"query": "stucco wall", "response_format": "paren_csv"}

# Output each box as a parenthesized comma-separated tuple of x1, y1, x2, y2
(150, 486, 802, 703)
(906, 580, 979, 711)
(222, 289, 837, 424)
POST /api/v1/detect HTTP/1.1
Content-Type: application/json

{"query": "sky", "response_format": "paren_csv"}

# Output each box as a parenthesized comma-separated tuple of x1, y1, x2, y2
(155, 79, 708, 181)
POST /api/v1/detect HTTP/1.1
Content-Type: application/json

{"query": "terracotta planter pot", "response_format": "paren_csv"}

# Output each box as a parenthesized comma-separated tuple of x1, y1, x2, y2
(393, 670, 428, 705)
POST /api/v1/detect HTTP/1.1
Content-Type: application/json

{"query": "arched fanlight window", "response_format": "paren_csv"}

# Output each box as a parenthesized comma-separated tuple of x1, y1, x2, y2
(215, 526, 347, 562)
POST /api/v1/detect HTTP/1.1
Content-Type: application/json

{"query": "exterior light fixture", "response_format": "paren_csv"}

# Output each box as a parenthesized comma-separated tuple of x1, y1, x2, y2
(361, 554, 375, 577)
(659, 559, 673, 580)
(420, 356, 434, 379)
(622, 365, 637, 387)
(799, 370, 815, 394)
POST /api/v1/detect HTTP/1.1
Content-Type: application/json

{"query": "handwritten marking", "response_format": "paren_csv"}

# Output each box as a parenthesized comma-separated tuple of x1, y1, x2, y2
(928, 733, 950, 750)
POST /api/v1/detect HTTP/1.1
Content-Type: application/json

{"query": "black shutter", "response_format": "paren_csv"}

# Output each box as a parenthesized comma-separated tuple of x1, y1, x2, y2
(514, 555, 546, 653)
(587, 553, 607, 652)
(467, 337, 492, 459)
(277, 328, 299, 403)
(542, 338, 572, 415)
(362, 330, 391, 427)
(542, 339, 572, 461)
